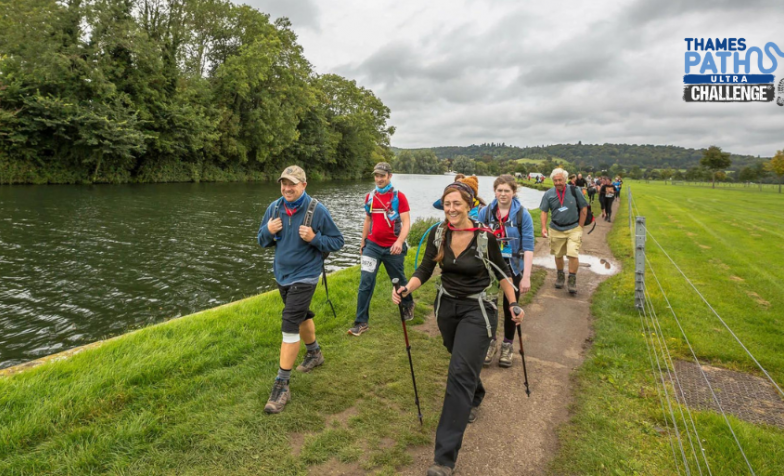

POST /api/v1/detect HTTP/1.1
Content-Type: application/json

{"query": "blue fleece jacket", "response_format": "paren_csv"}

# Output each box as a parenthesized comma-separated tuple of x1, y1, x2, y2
(258, 193, 344, 286)
(477, 197, 534, 276)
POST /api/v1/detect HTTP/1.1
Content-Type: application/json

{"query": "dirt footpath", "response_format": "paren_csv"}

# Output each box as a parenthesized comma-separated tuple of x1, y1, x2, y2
(401, 200, 621, 476)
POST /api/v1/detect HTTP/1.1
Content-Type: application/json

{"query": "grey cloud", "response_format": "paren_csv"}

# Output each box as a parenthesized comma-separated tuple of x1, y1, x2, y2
(321, 1, 782, 156)
(622, 0, 780, 28)
(241, 0, 321, 30)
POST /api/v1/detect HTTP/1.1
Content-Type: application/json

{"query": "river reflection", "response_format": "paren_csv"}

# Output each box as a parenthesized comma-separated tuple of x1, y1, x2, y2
(0, 174, 543, 368)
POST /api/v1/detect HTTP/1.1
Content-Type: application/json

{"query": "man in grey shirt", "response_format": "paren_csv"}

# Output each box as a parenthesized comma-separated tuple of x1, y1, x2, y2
(539, 168, 588, 294)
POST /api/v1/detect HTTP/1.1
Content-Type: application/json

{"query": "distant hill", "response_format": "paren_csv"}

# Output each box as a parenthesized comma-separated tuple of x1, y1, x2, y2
(392, 143, 766, 171)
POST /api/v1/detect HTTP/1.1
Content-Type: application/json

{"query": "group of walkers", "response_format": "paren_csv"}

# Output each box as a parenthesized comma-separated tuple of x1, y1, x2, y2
(256, 163, 601, 475)
(587, 175, 623, 222)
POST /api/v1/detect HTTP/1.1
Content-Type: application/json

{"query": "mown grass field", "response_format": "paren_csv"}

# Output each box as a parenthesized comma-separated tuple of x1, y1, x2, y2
(0, 218, 545, 475)
(550, 181, 784, 475)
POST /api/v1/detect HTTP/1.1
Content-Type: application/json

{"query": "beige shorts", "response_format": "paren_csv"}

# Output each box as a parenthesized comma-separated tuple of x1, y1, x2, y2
(549, 226, 583, 258)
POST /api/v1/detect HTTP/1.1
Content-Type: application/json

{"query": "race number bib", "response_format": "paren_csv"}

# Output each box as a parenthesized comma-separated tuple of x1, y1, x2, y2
(500, 241, 512, 258)
(361, 256, 378, 273)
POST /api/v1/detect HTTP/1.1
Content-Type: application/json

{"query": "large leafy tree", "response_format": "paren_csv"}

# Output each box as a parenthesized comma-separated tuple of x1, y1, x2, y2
(700, 145, 732, 188)
(451, 155, 475, 175)
(766, 149, 784, 193)
(0, 0, 392, 183)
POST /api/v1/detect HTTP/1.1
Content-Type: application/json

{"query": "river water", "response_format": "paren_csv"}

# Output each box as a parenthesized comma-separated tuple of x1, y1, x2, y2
(0, 174, 543, 369)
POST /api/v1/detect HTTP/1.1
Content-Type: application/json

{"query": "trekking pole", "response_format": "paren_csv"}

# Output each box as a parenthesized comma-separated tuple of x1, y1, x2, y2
(513, 306, 531, 397)
(392, 278, 424, 426)
(321, 261, 337, 319)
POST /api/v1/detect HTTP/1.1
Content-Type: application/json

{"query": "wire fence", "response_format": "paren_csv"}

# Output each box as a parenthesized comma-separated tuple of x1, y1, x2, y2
(624, 186, 783, 475)
(666, 180, 782, 192)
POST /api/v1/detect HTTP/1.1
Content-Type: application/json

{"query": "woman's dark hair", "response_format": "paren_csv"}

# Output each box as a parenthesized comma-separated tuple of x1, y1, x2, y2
(493, 174, 518, 193)
(434, 186, 473, 264)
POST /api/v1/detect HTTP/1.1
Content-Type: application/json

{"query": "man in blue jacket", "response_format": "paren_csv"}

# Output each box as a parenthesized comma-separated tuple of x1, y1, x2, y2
(258, 165, 345, 414)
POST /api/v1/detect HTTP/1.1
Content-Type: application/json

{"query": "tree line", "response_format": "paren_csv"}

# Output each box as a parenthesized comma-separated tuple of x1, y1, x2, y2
(411, 142, 770, 175)
(0, 0, 393, 184)
(392, 145, 784, 190)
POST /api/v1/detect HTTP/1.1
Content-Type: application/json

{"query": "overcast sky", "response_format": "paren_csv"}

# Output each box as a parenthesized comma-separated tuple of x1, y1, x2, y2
(241, 0, 782, 156)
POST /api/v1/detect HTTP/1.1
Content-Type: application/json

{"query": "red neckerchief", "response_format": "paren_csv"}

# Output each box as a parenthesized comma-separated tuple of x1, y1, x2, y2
(556, 186, 566, 207)
(494, 207, 510, 239)
(447, 222, 493, 233)
(283, 203, 298, 217)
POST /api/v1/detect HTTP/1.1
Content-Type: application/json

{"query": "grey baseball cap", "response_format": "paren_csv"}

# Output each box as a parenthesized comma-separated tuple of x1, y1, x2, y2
(373, 162, 392, 175)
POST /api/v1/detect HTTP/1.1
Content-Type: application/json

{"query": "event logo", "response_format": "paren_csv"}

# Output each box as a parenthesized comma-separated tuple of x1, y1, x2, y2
(682, 38, 784, 105)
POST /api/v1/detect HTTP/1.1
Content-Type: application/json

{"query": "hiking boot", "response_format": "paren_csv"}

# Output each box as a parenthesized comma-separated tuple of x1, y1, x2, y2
(568, 274, 577, 294)
(427, 463, 453, 476)
(347, 323, 369, 336)
(296, 349, 324, 373)
(483, 339, 497, 366)
(555, 270, 565, 289)
(264, 378, 290, 414)
(402, 303, 415, 322)
(499, 342, 514, 368)
(468, 405, 479, 424)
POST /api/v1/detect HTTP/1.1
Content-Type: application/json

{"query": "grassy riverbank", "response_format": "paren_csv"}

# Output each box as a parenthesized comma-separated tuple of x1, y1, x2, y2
(550, 182, 784, 475)
(0, 218, 545, 475)
(517, 177, 552, 191)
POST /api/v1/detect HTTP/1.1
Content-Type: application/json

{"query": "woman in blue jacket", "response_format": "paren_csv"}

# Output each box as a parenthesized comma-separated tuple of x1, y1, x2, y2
(477, 175, 534, 368)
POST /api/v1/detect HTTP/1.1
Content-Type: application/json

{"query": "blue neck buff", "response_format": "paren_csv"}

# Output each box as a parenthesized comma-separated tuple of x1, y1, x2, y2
(375, 183, 393, 194)
(284, 191, 308, 209)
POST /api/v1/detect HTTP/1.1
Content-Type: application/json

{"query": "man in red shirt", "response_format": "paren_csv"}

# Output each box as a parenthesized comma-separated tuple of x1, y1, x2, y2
(348, 162, 413, 336)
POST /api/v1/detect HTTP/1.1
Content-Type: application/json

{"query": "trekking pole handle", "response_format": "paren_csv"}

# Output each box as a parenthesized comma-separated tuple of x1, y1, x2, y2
(512, 305, 524, 319)
(392, 278, 407, 295)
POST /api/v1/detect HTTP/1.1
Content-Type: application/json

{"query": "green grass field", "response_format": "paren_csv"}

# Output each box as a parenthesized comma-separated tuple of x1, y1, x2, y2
(670, 180, 782, 193)
(514, 158, 545, 165)
(0, 218, 545, 475)
(550, 181, 784, 475)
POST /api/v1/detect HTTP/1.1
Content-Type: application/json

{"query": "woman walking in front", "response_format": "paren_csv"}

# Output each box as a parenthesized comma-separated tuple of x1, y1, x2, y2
(392, 182, 524, 476)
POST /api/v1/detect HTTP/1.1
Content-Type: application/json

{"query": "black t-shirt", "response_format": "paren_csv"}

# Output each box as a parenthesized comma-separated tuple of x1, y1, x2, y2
(575, 178, 587, 187)
(413, 223, 511, 297)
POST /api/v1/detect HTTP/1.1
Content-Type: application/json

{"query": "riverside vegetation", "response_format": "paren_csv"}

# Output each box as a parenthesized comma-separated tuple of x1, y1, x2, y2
(551, 181, 784, 474)
(0, 0, 393, 184)
(0, 217, 545, 475)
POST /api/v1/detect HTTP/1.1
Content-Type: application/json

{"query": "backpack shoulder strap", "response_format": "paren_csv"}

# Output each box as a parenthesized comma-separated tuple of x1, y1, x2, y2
(433, 222, 446, 249)
(272, 197, 283, 220)
(476, 228, 489, 256)
(569, 185, 582, 206)
(475, 228, 517, 292)
(304, 197, 319, 228)
(516, 206, 524, 235)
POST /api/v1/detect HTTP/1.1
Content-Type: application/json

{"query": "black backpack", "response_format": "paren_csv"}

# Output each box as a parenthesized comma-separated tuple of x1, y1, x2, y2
(570, 185, 596, 233)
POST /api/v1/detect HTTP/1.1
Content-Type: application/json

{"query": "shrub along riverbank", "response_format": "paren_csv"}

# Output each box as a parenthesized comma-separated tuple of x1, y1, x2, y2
(0, 217, 545, 475)
(551, 181, 784, 474)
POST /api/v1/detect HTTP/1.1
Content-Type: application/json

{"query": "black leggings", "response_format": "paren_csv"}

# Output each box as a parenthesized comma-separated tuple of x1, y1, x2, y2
(434, 295, 498, 469)
(500, 269, 523, 341)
